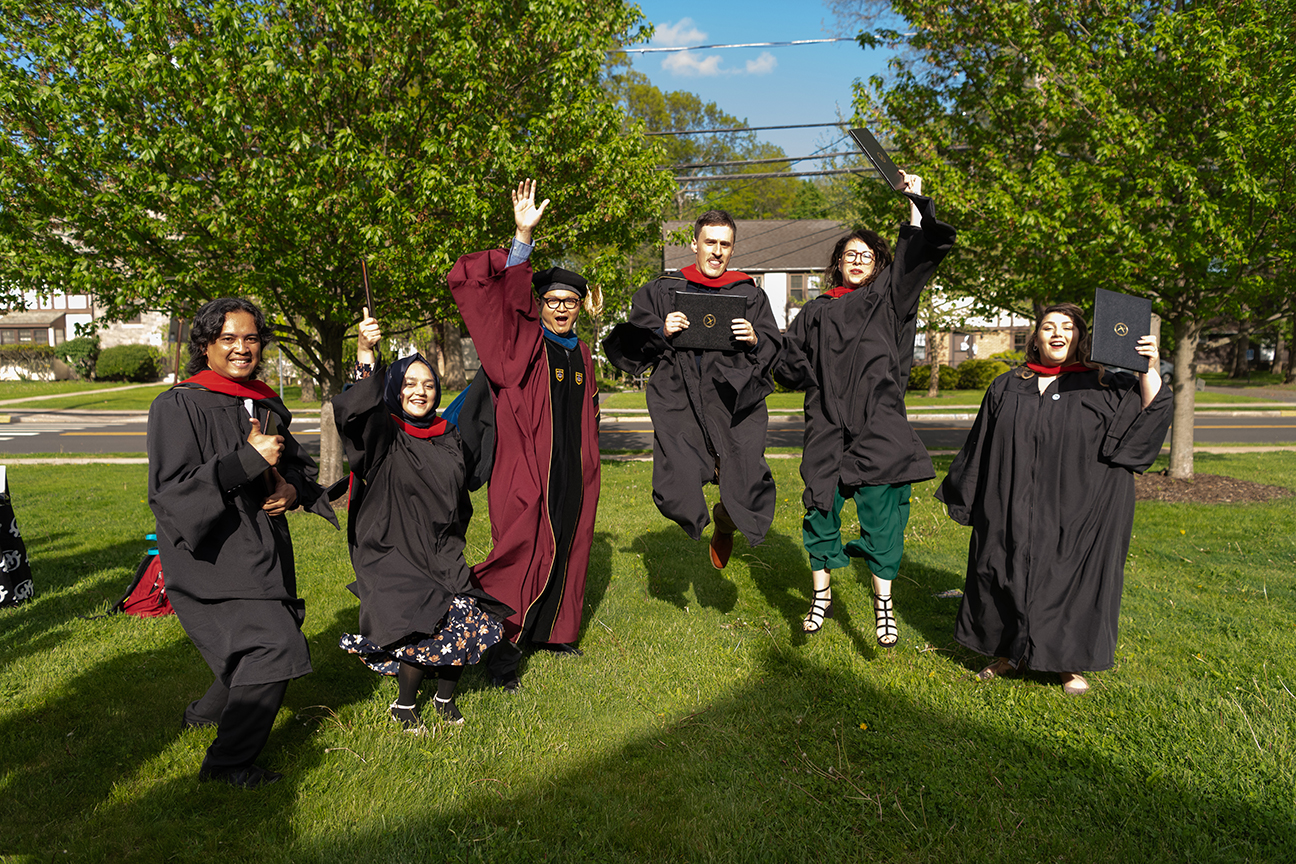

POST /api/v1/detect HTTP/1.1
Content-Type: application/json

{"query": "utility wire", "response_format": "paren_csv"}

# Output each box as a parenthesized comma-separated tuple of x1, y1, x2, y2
(664, 151, 859, 170)
(674, 167, 880, 182)
(648, 122, 846, 136)
(622, 37, 856, 54)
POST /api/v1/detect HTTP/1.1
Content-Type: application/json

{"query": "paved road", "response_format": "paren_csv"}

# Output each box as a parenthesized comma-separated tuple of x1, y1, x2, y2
(4, 408, 1288, 456)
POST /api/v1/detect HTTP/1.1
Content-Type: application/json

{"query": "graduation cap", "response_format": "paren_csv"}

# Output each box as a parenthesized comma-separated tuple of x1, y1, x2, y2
(848, 126, 906, 192)
(534, 267, 588, 299)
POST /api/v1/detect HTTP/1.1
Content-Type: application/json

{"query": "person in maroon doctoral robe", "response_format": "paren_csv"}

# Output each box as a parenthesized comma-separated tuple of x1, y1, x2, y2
(446, 179, 601, 690)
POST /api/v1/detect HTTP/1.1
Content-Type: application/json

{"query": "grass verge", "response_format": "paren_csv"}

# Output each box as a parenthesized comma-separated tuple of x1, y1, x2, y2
(0, 455, 1293, 861)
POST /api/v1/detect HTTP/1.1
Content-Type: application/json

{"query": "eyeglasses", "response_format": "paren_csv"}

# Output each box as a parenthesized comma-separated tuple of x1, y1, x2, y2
(542, 296, 581, 311)
(843, 250, 875, 264)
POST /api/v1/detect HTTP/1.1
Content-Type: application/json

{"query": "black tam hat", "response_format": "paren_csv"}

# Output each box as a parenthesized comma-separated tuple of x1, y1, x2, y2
(533, 267, 588, 300)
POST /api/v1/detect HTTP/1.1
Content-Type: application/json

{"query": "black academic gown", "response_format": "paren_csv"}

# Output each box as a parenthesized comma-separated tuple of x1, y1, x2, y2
(935, 370, 1173, 672)
(603, 270, 781, 545)
(148, 385, 337, 687)
(775, 194, 956, 511)
(333, 371, 511, 648)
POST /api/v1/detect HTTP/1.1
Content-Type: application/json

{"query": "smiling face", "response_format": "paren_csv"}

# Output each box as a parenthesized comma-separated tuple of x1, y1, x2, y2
(840, 239, 877, 288)
(399, 361, 437, 418)
(691, 224, 735, 279)
(204, 311, 262, 381)
(539, 289, 581, 335)
(1035, 311, 1079, 365)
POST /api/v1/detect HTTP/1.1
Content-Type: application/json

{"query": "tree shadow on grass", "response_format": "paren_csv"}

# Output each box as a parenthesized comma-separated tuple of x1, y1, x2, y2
(279, 646, 1295, 863)
(0, 603, 377, 862)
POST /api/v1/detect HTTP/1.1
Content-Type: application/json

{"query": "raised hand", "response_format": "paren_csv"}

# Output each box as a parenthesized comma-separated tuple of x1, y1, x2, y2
(247, 417, 284, 467)
(512, 178, 550, 244)
(357, 305, 382, 365)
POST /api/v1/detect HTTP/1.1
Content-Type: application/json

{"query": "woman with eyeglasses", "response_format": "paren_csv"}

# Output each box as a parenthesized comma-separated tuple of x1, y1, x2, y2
(331, 312, 512, 731)
(775, 172, 956, 647)
(445, 179, 602, 691)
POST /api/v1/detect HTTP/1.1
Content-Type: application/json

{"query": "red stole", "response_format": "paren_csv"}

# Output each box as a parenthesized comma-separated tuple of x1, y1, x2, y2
(679, 264, 752, 287)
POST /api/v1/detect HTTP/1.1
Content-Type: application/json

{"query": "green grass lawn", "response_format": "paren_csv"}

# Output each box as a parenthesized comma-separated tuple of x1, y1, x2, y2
(1, 455, 1294, 862)
(0, 382, 464, 414)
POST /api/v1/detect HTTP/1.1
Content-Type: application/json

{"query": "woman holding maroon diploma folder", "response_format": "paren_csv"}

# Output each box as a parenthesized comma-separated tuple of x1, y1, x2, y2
(936, 302, 1172, 695)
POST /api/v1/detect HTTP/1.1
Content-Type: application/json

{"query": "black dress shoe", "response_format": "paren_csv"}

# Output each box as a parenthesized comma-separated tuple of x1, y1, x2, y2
(490, 674, 522, 693)
(198, 765, 283, 789)
(536, 642, 584, 656)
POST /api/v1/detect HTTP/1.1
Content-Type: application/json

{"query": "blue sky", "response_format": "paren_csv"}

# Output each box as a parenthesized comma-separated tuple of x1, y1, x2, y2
(624, 1, 898, 161)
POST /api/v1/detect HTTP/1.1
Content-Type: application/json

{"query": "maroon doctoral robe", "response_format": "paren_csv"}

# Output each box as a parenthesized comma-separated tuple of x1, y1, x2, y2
(448, 249, 601, 644)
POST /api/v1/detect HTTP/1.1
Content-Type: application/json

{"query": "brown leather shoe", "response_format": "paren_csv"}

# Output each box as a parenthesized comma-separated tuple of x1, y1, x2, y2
(709, 529, 733, 569)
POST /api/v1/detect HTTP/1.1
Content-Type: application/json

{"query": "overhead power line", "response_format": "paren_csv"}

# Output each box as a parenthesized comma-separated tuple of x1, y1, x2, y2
(664, 151, 859, 170)
(648, 122, 846, 136)
(622, 38, 856, 54)
(674, 168, 881, 182)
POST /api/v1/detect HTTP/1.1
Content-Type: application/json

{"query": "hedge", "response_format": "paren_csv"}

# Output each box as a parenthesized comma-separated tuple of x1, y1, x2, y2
(956, 358, 1010, 389)
(0, 345, 59, 379)
(95, 344, 162, 382)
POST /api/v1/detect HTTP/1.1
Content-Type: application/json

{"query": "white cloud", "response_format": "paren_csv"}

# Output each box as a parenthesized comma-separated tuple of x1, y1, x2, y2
(662, 51, 726, 77)
(745, 52, 777, 75)
(652, 18, 707, 46)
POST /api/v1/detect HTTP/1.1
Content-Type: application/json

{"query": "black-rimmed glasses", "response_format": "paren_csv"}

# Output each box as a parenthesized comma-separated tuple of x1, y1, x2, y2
(543, 297, 581, 311)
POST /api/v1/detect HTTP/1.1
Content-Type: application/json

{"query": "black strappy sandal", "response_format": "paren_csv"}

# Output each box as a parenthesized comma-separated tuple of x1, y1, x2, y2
(872, 592, 898, 648)
(802, 586, 833, 634)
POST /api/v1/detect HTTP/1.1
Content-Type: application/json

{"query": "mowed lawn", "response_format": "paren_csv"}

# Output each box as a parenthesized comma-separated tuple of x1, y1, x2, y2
(0, 454, 1293, 862)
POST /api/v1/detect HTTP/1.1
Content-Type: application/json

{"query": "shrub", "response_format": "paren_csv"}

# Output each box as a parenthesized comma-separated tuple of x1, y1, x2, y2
(906, 364, 960, 391)
(989, 350, 1025, 366)
(95, 344, 162, 382)
(55, 336, 99, 379)
(957, 358, 1010, 389)
(0, 345, 59, 379)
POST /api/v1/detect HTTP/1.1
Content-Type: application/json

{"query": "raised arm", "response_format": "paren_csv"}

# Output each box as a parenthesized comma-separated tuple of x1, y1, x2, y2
(512, 177, 549, 247)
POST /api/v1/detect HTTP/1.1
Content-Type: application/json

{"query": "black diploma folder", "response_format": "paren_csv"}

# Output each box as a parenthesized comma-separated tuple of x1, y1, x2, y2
(848, 126, 906, 192)
(1090, 288, 1152, 373)
(672, 291, 747, 351)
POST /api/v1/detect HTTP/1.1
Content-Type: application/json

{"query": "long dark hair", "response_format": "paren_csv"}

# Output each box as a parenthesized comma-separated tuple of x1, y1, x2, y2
(1016, 301, 1100, 379)
(185, 297, 274, 378)
(823, 229, 893, 290)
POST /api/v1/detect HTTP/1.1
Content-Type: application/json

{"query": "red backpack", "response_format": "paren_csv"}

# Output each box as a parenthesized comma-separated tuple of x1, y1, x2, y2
(113, 534, 174, 618)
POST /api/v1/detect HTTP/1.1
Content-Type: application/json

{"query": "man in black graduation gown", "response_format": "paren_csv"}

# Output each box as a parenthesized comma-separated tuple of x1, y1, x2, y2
(603, 210, 781, 569)
(149, 298, 336, 788)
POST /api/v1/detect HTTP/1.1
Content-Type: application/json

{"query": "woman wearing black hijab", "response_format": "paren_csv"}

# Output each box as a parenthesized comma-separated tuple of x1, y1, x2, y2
(333, 308, 511, 730)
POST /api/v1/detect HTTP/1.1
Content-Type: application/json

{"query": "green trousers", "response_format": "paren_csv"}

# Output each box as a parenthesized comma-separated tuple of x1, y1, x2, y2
(802, 483, 911, 580)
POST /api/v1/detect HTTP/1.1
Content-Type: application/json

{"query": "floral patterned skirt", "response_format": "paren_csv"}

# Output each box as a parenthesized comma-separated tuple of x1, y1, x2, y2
(339, 595, 504, 675)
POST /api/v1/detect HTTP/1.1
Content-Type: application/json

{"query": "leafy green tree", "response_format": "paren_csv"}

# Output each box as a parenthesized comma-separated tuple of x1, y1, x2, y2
(857, 0, 1296, 478)
(1, 0, 674, 482)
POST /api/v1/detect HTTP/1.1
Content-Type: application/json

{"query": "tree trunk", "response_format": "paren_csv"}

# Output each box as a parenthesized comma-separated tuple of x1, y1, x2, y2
(313, 325, 347, 488)
(435, 319, 467, 391)
(1286, 310, 1296, 384)
(926, 329, 943, 397)
(299, 378, 316, 402)
(1167, 317, 1200, 481)
(1229, 313, 1251, 378)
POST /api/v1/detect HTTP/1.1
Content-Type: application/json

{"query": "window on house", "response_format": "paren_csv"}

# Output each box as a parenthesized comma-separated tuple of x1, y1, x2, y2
(914, 332, 927, 363)
(1013, 330, 1029, 353)
(17, 329, 33, 343)
(0, 330, 14, 345)
(788, 274, 821, 304)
